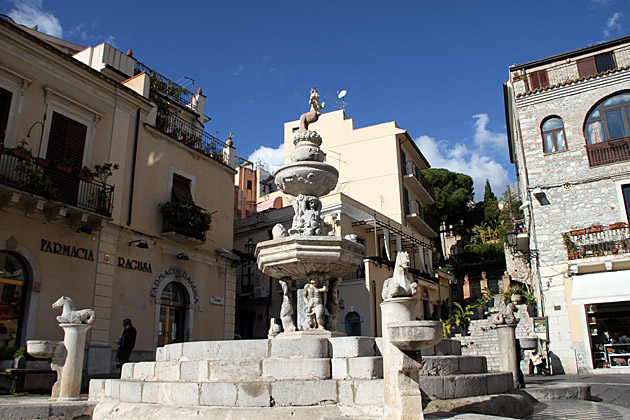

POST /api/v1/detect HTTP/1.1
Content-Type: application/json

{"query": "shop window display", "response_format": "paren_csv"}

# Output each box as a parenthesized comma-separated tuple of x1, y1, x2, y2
(0, 252, 26, 350)
(587, 302, 630, 368)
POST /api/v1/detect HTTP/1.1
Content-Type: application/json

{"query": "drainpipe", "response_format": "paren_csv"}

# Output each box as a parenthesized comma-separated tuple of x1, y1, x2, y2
(126, 108, 141, 226)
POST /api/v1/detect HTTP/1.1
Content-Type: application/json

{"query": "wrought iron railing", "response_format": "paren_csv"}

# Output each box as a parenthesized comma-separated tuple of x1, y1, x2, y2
(404, 161, 434, 198)
(0, 151, 114, 217)
(134, 61, 196, 111)
(342, 266, 365, 282)
(156, 109, 227, 162)
(586, 137, 630, 167)
(563, 223, 630, 260)
(235, 156, 254, 169)
(406, 200, 440, 234)
(161, 202, 211, 242)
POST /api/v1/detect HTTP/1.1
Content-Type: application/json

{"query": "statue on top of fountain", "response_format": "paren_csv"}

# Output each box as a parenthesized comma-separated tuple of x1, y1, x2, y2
(299, 87, 326, 132)
(382, 251, 418, 300)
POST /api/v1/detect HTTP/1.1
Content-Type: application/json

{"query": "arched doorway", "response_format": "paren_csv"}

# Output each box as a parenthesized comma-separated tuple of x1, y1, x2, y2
(0, 252, 27, 350)
(158, 282, 187, 346)
(345, 311, 361, 336)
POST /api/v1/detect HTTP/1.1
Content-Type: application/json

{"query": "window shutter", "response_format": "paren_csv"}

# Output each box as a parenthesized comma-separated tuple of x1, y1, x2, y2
(577, 57, 597, 78)
(528, 70, 549, 90)
(0, 87, 11, 143)
(172, 174, 195, 204)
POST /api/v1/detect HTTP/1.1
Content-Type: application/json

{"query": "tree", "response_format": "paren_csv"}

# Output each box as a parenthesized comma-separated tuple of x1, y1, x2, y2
(483, 180, 500, 227)
(421, 168, 474, 226)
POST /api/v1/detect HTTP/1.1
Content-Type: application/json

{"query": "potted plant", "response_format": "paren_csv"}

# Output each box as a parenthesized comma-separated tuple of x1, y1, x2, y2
(453, 302, 473, 336)
(504, 283, 525, 304)
(10, 139, 32, 160)
(588, 225, 603, 233)
(521, 288, 538, 317)
(54, 158, 74, 174)
(78, 166, 93, 181)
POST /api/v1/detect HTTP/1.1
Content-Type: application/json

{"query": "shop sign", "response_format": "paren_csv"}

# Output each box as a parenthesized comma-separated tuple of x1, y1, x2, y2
(533, 317, 549, 342)
(118, 257, 152, 273)
(40, 239, 94, 261)
(150, 267, 199, 304)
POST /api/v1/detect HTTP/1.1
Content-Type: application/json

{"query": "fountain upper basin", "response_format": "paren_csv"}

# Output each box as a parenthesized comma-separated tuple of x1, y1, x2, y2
(273, 162, 339, 197)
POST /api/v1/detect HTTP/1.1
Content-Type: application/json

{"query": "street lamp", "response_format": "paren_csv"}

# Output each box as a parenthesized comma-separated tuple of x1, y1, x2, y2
(506, 230, 518, 251)
(244, 238, 256, 257)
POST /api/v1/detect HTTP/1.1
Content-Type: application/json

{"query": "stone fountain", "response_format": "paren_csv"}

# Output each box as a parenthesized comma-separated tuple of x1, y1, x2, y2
(256, 87, 364, 335)
(27, 296, 95, 400)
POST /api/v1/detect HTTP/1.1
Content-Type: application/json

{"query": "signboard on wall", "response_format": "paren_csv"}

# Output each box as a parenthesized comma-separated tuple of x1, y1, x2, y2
(532, 317, 549, 342)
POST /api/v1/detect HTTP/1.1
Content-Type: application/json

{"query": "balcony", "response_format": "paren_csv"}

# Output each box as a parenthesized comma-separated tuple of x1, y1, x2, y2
(402, 161, 434, 204)
(405, 200, 439, 237)
(135, 61, 197, 111)
(0, 150, 114, 224)
(562, 223, 630, 260)
(586, 137, 630, 167)
(160, 201, 211, 244)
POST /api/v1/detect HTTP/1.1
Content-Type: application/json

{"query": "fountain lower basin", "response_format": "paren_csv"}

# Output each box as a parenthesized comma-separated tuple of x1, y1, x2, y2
(256, 235, 364, 279)
(27, 340, 64, 358)
(387, 321, 442, 351)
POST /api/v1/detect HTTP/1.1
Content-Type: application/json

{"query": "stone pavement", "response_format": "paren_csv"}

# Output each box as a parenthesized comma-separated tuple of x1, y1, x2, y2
(524, 400, 630, 420)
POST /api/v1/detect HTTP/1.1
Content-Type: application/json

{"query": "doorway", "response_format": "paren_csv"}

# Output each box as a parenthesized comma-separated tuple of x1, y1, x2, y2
(158, 282, 187, 346)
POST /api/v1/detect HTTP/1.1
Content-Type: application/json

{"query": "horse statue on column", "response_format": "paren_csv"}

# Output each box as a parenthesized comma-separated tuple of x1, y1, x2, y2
(52, 296, 96, 325)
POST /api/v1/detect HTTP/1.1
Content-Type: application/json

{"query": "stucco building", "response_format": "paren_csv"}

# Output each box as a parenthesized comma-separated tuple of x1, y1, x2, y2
(504, 35, 630, 372)
(0, 20, 245, 373)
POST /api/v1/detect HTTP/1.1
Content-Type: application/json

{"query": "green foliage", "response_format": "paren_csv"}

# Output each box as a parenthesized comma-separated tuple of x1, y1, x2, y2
(464, 223, 505, 261)
(160, 201, 212, 240)
(503, 283, 535, 306)
(92, 163, 120, 183)
(483, 180, 500, 227)
(452, 302, 474, 327)
(477, 287, 494, 306)
(421, 168, 474, 225)
(440, 318, 451, 338)
(10, 392, 33, 397)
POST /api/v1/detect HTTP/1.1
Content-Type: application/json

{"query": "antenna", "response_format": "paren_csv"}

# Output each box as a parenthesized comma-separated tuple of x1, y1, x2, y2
(333, 89, 348, 110)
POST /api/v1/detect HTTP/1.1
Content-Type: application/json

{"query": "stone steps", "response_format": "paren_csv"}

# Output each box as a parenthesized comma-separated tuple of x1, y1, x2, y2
(89, 336, 514, 411)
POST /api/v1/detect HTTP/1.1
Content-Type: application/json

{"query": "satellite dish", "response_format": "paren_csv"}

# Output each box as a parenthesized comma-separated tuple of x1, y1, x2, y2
(337, 90, 347, 99)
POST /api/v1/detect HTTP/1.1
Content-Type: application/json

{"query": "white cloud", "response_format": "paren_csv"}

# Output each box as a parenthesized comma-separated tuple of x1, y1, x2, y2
(604, 12, 623, 37)
(415, 114, 510, 200)
(8, 0, 62, 38)
(472, 113, 507, 152)
(247, 143, 285, 173)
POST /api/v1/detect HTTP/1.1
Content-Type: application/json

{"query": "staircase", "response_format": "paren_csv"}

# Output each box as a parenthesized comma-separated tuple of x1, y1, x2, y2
(457, 304, 537, 373)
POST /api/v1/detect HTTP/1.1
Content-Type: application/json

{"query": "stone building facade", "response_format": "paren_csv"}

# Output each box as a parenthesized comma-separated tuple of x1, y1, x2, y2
(504, 35, 630, 372)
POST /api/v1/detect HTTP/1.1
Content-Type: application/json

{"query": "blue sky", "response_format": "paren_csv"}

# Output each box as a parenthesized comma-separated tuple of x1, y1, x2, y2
(2, 0, 628, 200)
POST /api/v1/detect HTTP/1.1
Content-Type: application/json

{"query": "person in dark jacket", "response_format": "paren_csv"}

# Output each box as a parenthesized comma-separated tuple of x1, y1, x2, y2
(117, 318, 136, 368)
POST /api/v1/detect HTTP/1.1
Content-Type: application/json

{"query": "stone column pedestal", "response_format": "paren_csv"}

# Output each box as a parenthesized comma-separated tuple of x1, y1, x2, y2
(496, 324, 523, 389)
(58, 323, 91, 400)
(380, 297, 423, 420)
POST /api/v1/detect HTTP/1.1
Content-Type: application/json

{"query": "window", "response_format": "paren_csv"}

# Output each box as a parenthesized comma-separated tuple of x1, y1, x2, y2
(528, 69, 549, 90)
(541, 117, 567, 153)
(0, 87, 11, 143)
(246, 180, 252, 190)
(46, 112, 87, 206)
(171, 174, 194, 204)
(584, 92, 630, 144)
(578, 52, 617, 79)
(622, 184, 630, 223)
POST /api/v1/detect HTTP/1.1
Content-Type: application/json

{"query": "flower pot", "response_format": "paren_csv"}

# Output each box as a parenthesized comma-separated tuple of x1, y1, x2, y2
(588, 226, 603, 233)
(35, 157, 49, 167)
(55, 164, 72, 174)
(570, 228, 587, 236)
(11, 149, 31, 160)
(609, 222, 626, 230)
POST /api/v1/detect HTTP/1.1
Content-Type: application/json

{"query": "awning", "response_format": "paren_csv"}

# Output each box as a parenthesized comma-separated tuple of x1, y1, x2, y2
(256, 196, 282, 213)
(571, 270, 630, 305)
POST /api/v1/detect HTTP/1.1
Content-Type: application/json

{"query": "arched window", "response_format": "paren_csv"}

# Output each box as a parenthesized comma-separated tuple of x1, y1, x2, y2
(158, 282, 188, 346)
(0, 252, 27, 350)
(585, 92, 630, 144)
(345, 311, 361, 336)
(541, 117, 567, 153)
